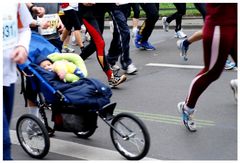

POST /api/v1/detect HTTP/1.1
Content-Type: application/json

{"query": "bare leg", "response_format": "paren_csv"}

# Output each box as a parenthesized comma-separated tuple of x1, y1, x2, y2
(73, 30, 84, 48)
(187, 29, 203, 44)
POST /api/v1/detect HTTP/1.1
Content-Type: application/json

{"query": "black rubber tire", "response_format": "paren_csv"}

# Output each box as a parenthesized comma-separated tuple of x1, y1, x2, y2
(74, 128, 96, 139)
(110, 112, 150, 160)
(16, 114, 50, 159)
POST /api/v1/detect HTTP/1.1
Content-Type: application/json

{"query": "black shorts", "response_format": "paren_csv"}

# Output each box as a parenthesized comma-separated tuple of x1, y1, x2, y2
(63, 9, 82, 31)
(25, 77, 38, 103)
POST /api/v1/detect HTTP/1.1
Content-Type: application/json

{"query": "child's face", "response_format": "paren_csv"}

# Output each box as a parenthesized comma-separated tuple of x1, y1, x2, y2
(40, 60, 53, 71)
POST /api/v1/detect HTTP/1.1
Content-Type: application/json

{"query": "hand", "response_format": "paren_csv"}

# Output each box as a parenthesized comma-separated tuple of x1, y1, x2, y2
(57, 70, 66, 80)
(33, 6, 45, 18)
(11, 46, 28, 64)
(40, 20, 50, 29)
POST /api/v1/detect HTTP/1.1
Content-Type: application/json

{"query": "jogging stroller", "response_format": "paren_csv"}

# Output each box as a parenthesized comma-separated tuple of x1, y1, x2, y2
(16, 54, 150, 160)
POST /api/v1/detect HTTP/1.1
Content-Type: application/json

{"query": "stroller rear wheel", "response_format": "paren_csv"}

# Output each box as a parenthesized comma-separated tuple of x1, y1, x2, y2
(110, 112, 150, 160)
(16, 114, 50, 159)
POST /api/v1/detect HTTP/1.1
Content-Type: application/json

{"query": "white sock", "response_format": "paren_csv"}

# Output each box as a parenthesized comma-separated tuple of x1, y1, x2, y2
(184, 104, 194, 114)
(28, 107, 39, 118)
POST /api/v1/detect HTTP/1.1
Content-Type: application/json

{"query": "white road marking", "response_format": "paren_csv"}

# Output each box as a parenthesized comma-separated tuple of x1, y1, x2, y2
(10, 130, 157, 160)
(146, 63, 237, 71)
(146, 63, 204, 69)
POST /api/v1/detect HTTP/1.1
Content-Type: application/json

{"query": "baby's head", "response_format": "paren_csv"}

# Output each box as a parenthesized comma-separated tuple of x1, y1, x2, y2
(40, 60, 53, 71)
(35, 54, 53, 71)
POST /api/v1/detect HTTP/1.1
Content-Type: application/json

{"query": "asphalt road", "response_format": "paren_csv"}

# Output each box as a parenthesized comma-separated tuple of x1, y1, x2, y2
(10, 28, 237, 160)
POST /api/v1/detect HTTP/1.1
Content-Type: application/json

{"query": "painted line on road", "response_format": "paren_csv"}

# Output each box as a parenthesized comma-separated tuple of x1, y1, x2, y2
(146, 63, 204, 69)
(146, 63, 237, 71)
(10, 130, 157, 161)
(115, 109, 215, 128)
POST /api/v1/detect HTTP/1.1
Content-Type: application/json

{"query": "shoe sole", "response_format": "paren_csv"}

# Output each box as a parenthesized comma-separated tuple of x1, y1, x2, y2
(143, 48, 156, 51)
(224, 64, 235, 70)
(126, 69, 138, 75)
(139, 46, 155, 51)
(175, 35, 187, 39)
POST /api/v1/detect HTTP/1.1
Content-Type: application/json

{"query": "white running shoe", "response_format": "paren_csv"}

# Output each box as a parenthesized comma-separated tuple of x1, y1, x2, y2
(81, 25, 86, 33)
(162, 17, 169, 32)
(230, 79, 238, 102)
(177, 39, 189, 61)
(61, 47, 75, 53)
(110, 64, 120, 71)
(85, 32, 91, 42)
(126, 63, 138, 74)
(175, 30, 187, 39)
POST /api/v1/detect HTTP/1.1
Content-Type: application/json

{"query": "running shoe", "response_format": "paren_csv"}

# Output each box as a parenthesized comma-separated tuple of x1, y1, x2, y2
(134, 33, 143, 49)
(126, 63, 138, 74)
(110, 64, 120, 76)
(61, 46, 75, 53)
(110, 64, 120, 71)
(224, 59, 236, 70)
(175, 30, 187, 39)
(230, 79, 238, 102)
(139, 41, 156, 50)
(177, 102, 196, 132)
(177, 39, 189, 61)
(162, 17, 169, 32)
(85, 32, 91, 42)
(108, 74, 127, 88)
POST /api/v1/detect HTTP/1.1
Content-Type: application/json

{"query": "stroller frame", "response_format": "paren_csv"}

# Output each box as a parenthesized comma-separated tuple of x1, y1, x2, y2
(16, 64, 150, 160)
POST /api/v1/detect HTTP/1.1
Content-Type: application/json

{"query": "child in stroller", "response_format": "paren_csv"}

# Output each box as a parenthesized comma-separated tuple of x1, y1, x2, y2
(17, 52, 150, 160)
(35, 52, 88, 83)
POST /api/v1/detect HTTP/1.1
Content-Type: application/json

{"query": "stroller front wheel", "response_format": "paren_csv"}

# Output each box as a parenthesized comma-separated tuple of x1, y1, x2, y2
(110, 112, 150, 160)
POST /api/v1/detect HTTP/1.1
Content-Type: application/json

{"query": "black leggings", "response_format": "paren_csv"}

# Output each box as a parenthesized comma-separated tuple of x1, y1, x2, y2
(63, 9, 82, 31)
(166, 3, 186, 32)
(194, 3, 206, 21)
(79, 4, 112, 79)
(139, 3, 159, 42)
(131, 3, 140, 19)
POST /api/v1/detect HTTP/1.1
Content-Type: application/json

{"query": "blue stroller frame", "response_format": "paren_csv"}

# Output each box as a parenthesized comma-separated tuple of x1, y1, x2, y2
(15, 32, 150, 160)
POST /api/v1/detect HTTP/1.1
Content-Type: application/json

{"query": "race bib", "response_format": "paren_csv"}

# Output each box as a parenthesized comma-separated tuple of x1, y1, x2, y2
(3, 11, 18, 50)
(38, 14, 58, 35)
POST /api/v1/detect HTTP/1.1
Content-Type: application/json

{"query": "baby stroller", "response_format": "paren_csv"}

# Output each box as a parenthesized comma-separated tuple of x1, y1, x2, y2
(16, 56, 150, 160)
